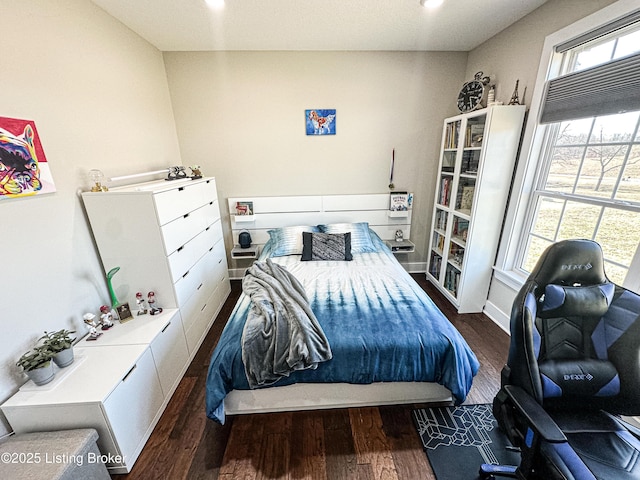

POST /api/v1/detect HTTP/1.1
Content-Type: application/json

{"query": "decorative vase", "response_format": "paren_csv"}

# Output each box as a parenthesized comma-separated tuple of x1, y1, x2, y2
(27, 362, 55, 386)
(53, 348, 75, 368)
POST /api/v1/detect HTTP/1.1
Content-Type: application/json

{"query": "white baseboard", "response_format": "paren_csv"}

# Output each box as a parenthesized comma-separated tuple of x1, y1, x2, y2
(483, 300, 510, 335)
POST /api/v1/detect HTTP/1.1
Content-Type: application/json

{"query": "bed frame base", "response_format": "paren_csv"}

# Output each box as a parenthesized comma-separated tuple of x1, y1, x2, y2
(224, 382, 453, 416)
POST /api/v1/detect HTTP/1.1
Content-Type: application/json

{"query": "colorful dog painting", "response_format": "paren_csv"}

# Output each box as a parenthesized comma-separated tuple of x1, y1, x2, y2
(0, 117, 55, 199)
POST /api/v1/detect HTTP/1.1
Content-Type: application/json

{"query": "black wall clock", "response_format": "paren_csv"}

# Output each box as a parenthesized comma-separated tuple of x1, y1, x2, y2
(457, 71, 490, 113)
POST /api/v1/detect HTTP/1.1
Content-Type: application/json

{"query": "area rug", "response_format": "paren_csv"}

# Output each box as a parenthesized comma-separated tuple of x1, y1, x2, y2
(412, 404, 521, 480)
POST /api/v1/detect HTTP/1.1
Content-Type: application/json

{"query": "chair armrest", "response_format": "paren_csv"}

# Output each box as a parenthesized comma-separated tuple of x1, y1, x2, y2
(504, 385, 567, 443)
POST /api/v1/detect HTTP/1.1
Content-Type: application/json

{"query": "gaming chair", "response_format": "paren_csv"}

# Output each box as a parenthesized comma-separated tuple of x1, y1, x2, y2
(480, 239, 640, 480)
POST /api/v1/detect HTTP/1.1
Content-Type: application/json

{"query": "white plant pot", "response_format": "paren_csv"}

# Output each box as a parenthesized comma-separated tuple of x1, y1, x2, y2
(26, 362, 55, 386)
(53, 348, 74, 368)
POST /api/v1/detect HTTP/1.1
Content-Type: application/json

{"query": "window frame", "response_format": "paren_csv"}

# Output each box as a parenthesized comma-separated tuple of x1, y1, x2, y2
(495, 0, 640, 293)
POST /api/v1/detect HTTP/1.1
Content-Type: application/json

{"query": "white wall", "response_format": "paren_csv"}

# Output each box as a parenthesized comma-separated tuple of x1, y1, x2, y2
(163, 50, 468, 270)
(0, 0, 181, 435)
(464, 0, 618, 329)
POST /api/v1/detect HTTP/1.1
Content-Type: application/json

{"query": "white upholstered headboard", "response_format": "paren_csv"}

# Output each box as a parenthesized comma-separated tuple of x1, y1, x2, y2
(228, 193, 412, 246)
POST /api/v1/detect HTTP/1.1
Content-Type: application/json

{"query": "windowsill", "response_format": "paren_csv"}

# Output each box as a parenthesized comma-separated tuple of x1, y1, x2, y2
(492, 266, 528, 292)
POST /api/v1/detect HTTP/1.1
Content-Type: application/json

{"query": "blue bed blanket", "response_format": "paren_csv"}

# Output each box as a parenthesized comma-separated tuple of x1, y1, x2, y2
(206, 234, 479, 424)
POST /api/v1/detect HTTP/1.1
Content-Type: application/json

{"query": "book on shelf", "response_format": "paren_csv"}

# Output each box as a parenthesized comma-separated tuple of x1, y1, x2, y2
(466, 123, 485, 148)
(235, 201, 254, 216)
(389, 191, 409, 211)
(439, 177, 451, 206)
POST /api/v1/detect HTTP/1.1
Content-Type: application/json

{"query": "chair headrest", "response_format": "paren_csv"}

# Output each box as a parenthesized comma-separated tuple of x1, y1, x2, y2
(540, 283, 615, 318)
(529, 239, 608, 288)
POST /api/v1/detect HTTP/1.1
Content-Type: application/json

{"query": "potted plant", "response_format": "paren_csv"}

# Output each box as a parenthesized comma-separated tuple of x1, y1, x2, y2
(16, 346, 55, 385)
(40, 329, 76, 368)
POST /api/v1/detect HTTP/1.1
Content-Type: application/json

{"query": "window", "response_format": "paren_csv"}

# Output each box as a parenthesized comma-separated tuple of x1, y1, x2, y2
(518, 17, 640, 287)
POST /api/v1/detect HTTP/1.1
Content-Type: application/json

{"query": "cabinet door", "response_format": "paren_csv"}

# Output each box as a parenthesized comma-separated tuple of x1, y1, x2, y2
(149, 313, 189, 397)
(103, 348, 163, 465)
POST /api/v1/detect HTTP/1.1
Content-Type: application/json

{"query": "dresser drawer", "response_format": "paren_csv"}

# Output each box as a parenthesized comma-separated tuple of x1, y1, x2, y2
(154, 180, 213, 226)
(173, 240, 224, 307)
(167, 225, 219, 282)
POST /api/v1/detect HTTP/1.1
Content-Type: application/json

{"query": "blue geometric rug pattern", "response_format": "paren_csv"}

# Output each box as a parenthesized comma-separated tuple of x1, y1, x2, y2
(412, 404, 520, 480)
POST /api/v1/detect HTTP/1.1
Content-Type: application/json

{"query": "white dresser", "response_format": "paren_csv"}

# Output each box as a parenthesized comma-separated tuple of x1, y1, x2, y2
(0, 177, 231, 474)
(81, 176, 231, 354)
(2, 310, 182, 474)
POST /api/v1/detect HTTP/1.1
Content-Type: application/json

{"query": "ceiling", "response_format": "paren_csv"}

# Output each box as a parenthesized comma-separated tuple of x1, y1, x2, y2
(90, 0, 549, 52)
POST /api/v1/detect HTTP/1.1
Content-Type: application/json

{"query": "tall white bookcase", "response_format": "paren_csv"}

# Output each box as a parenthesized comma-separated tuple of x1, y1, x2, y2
(426, 105, 525, 313)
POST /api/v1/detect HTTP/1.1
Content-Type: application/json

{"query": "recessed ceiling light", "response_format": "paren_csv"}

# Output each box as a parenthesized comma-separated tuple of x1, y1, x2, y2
(420, 0, 443, 8)
(205, 0, 225, 9)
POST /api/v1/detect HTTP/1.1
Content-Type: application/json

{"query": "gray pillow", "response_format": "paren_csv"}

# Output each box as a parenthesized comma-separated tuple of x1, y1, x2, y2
(301, 232, 352, 261)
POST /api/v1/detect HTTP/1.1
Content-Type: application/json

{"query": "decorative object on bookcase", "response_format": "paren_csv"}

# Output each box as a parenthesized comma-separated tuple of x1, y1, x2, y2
(426, 105, 526, 313)
(508, 79, 521, 105)
(457, 71, 491, 113)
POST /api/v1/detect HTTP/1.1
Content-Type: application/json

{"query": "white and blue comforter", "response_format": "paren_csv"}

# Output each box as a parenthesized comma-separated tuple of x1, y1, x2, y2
(206, 234, 479, 424)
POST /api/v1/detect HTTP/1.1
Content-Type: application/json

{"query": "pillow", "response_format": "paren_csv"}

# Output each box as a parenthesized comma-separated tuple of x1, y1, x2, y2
(317, 222, 376, 253)
(301, 232, 352, 261)
(540, 283, 615, 318)
(268, 225, 319, 256)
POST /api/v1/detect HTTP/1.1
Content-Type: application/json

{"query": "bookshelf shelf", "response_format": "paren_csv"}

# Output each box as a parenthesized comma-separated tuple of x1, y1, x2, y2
(426, 105, 525, 313)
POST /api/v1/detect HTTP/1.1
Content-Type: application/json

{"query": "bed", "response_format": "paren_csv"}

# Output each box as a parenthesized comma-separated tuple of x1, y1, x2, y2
(206, 216, 479, 424)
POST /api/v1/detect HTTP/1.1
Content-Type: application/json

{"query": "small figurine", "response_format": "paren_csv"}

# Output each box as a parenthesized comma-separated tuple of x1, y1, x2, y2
(136, 292, 148, 315)
(148, 291, 163, 315)
(190, 165, 202, 179)
(99, 305, 115, 329)
(83, 313, 103, 340)
(176, 166, 187, 179)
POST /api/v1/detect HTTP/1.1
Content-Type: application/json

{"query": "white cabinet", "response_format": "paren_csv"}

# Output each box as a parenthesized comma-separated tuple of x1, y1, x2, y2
(1, 176, 233, 474)
(426, 105, 525, 313)
(2, 345, 164, 474)
(81, 176, 231, 355)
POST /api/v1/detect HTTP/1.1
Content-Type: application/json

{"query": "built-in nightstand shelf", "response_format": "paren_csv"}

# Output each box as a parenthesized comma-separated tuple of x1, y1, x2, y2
(386, 239, 415, 254)
(231, 244, 261, 259)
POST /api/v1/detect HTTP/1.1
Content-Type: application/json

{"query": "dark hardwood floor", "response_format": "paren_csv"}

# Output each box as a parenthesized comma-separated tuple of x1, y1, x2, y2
(112, 274, 510, 480)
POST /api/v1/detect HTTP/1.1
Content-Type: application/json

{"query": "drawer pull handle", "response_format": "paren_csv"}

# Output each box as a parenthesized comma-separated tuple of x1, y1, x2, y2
(197, 283, 203, 291)
(122, 365, 137, 382)
(183, 212, 189, 219)
(218, 258, 222, 264)
(201, 303, 207, 312)
(177, 246, 184, 253)
(206, 226, 210, 231)
(178, 187, 185, 191)
(161, 322, 171, 333)
(183, 270, 190, 278)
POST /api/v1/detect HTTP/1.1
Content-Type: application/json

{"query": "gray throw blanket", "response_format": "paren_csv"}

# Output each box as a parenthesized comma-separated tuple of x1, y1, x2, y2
(241, 258, 333, 388)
